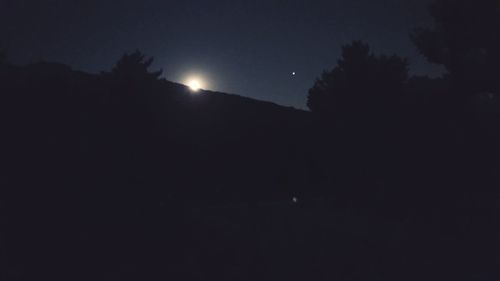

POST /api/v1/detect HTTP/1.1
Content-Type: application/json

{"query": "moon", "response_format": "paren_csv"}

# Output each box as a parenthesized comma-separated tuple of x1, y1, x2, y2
(183, 74, 208, 92)
(188, 79, 202, 92)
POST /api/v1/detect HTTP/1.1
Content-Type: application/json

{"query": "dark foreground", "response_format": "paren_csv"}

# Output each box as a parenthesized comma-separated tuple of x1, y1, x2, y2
(1, 62, 499, 280)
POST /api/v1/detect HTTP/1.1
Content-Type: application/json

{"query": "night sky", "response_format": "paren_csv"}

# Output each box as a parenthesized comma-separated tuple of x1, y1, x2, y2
(1, 0, 442, 109)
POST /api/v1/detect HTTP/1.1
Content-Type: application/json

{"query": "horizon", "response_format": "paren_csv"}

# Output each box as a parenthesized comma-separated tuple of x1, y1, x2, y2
(1, 0, 444, 109)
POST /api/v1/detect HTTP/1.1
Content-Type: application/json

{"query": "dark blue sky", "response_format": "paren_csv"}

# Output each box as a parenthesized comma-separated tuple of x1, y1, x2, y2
(1, 0, 442, 109)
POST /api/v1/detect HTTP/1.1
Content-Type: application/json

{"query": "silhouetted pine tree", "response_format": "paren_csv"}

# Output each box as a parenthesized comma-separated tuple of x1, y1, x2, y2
(108, 50, 163, 87)
(100, 51, 165, 171)
(307, 41, 408, 118)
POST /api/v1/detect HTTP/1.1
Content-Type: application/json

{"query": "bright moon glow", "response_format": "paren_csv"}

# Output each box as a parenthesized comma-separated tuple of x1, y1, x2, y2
(188, 79, 202, 92)
(183, 74, 208, 93)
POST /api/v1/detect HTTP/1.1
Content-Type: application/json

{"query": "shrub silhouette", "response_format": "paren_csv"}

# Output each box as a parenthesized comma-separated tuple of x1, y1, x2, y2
(307, 41, 408, 118)
(412, 0, 500, 95)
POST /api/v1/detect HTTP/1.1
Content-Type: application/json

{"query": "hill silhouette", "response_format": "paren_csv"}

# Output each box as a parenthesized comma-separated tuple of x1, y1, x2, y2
(1, 60, 321, 280)
(1, 59, 315, 200)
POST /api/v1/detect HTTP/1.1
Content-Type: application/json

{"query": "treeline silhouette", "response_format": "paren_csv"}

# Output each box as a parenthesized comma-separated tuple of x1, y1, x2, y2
(2, 0, 499, 280)
(304, 1, 499, 278)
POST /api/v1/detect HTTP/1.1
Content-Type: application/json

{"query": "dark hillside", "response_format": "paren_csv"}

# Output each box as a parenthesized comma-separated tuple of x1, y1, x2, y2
(1, 62, 317, 204)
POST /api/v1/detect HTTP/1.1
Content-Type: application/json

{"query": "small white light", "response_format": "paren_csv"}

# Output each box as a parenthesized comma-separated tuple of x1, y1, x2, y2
(292, 72, 296, 76)
(292, 197, 298, 203)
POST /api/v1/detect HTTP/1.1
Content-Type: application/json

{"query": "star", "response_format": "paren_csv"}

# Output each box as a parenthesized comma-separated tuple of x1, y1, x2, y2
(292, 72, 296, 76)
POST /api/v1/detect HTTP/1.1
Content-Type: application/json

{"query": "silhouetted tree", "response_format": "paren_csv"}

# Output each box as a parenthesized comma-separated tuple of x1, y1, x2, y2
(412, 0, 500, 95)
(99, 51, 166, 163)
(104, 50, 163, 126)
(307, 41, 409, 117)
(109, 50, 163, 86)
